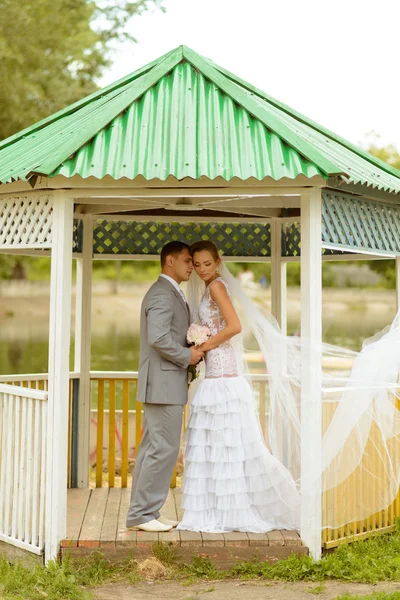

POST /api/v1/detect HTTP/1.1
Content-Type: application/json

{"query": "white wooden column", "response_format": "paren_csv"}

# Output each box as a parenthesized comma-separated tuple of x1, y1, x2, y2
(74, 215, 93, 487)
(270, 218, 287, 335)
(396, 257, 400, 313)
(46, 192, 74, 563)
(300, 188, 322, 559)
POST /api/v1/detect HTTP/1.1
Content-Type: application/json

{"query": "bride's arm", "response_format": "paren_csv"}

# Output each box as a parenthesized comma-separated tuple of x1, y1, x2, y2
(198, 281, 241, 352)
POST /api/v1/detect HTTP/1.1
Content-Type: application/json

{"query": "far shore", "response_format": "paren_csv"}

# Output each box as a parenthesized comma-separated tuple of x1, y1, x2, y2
(0, 280, 397, 343)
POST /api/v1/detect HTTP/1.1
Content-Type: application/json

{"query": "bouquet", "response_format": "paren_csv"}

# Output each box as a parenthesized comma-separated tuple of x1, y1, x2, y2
(187, 323, 211, 384)
(187, 323, 211, 346)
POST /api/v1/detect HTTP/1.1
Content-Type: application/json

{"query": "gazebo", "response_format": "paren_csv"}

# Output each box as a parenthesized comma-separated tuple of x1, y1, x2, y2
(1, 45, 400, 564)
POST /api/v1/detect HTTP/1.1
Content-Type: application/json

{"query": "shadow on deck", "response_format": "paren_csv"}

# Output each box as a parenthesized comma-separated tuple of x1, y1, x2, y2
(63, 488, 308, 567)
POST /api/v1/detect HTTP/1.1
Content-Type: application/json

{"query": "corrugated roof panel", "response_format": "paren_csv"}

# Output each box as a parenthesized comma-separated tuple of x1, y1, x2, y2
(53, 63, 323, 181)
(252, 93, 400, 194)
(0, 77, 139, 184)
(207, 53, 400, 183)
(0, 44, 399, 195)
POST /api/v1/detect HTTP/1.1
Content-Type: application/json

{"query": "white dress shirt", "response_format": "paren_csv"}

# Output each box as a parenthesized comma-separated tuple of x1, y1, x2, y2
(160, 274, 186, 303)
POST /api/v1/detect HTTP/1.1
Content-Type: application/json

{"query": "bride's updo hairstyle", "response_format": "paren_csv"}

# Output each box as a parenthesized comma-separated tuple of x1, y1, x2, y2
(189, 240, 220, 262)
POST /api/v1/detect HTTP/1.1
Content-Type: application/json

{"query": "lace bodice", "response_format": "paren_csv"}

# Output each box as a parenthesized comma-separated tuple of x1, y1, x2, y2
(198, 278, 239, 378)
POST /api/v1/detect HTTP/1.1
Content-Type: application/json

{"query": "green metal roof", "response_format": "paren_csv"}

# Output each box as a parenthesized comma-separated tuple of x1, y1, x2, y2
(0, 45, 400, 193)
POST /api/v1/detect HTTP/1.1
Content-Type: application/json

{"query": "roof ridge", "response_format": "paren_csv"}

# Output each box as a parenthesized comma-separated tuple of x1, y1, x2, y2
(0, 46, 179, 153)
(182, 46, 342, 176)
(204, 55, 400, 182)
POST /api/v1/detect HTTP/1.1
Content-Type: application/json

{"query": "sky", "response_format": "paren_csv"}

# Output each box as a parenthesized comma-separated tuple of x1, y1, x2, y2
(99, 0, 400, 151)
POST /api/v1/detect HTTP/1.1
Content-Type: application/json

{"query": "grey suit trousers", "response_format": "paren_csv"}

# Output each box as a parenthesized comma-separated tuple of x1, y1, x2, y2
(126, 403, 184, 527)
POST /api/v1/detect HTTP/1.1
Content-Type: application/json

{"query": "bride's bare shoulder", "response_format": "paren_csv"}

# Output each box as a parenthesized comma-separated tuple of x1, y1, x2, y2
(209, 278, 230, 299)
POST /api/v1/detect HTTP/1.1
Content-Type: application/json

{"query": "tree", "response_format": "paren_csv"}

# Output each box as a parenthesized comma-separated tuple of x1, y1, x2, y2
(364, 132, 400, 170)
(0, 0, 164, 140)
(0, 0, 163, 278)
(363, 135, 400, 288)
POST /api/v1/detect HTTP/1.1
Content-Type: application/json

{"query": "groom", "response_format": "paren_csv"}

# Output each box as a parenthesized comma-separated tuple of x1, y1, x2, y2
(126, 241, 204, 532)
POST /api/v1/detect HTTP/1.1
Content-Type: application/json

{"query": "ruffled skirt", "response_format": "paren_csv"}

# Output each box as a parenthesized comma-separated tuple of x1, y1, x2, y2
(177, 376, 300, 533)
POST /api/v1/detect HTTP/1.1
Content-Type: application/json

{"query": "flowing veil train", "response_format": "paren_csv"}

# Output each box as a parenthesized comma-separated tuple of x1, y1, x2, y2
(186, 261, 400, 530)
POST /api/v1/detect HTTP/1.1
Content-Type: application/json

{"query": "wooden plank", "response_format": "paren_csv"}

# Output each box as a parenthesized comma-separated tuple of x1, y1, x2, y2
(159, 529, 180, 545)
(267, 530, 284, 546)
(116, 488, 137, 547)
(179, 530, 202, 546)
(173, 488, 184, 520)
(96, 380, 105, 488)
(121, 380, 129, 488)
(100, 488, 122, 548)
(223, 532, 249, 547)
(201, 532, 225, 547)
(281, 530, 302, 547)
(161, 489, 178, 521)
(108, 380, 116, 488)
(79, 488, 108, 547)
(247, 533, 269, 546)
(136, 530, 159, 547)
(63, 489, 91, 548)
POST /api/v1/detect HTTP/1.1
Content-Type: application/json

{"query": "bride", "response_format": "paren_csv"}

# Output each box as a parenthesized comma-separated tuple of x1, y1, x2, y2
(177, 240, 300, 533)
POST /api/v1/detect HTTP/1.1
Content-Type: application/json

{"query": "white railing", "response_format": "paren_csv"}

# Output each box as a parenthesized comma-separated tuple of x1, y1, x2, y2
(0, 373, 79, 387)
(0, 383, 48, 555)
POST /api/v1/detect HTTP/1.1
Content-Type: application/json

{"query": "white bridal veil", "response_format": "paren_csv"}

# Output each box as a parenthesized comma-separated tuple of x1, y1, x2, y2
(187, 261, 400, 530)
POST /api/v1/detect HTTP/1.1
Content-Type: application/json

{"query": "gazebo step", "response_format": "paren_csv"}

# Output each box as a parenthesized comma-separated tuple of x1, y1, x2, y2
(62, 488, 307, 567)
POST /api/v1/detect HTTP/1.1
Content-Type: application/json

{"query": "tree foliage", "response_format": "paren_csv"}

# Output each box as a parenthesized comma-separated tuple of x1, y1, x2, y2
(0, 0, 163, 140)
(0, 0, 163, 278)
(365, 132, 400, 171)
(364, 137, 400, 287)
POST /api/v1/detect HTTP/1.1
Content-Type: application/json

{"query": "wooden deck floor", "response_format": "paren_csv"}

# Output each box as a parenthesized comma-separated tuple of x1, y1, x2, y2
(63, 488, 307, 566)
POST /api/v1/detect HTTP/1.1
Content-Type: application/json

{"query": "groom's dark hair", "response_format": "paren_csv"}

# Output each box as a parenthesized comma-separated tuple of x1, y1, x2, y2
(160, 241, 190, 267)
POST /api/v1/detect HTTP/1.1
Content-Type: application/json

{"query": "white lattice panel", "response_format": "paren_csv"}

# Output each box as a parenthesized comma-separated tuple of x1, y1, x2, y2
(0, 195, 53, 249)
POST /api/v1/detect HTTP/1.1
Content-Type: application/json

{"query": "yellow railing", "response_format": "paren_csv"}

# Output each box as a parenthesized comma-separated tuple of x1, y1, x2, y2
(89, 372, 270, 489)
(91, 374, 139, 489)
(322, 394, 400, 549)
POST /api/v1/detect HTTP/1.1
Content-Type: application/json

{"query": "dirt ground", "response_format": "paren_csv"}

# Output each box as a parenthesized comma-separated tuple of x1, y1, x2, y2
(93, 580, 400, 600)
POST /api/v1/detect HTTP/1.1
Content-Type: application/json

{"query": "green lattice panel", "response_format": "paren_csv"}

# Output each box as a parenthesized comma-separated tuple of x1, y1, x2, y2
(74, 191, 400, 258)
(73, 220, 83, 252)
(282, 222, 301, 257)
(281, 221, 343, 257)
(322, 190, 400, 254)
(91, 221, 271, 257)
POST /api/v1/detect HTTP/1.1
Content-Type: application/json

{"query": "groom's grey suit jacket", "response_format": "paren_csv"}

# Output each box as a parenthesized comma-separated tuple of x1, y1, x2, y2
(137, 276, 192, 405)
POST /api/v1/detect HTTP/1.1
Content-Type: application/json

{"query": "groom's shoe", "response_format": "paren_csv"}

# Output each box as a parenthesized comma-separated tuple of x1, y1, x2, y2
(128, 519, 172, 532)
(159, 517, 179, 528)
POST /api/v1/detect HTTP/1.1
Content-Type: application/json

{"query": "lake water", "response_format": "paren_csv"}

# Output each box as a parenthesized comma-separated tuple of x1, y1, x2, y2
(0, 312, 394, 376)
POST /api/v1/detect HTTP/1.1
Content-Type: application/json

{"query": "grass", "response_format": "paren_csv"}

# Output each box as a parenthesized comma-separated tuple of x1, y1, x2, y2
(0, 552, 144, 599)
(74, 532, 400, 585)
(160, 532, 400, 584)
(338, 594, 400, 600)
(4, 533, 400, 598)
(0, 556, 92, 600)
(307, 584, 326, 594)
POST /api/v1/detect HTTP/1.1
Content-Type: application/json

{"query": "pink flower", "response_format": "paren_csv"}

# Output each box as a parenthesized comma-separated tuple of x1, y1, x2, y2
(187, 323, 211, 346)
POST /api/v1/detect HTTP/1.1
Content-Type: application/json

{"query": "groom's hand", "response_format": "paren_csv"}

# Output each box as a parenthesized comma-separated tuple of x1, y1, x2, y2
(189, 347, 204, 365)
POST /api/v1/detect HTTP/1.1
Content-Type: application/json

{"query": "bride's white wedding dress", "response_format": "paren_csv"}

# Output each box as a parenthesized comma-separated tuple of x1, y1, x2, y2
(177, 278, 300, 533)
